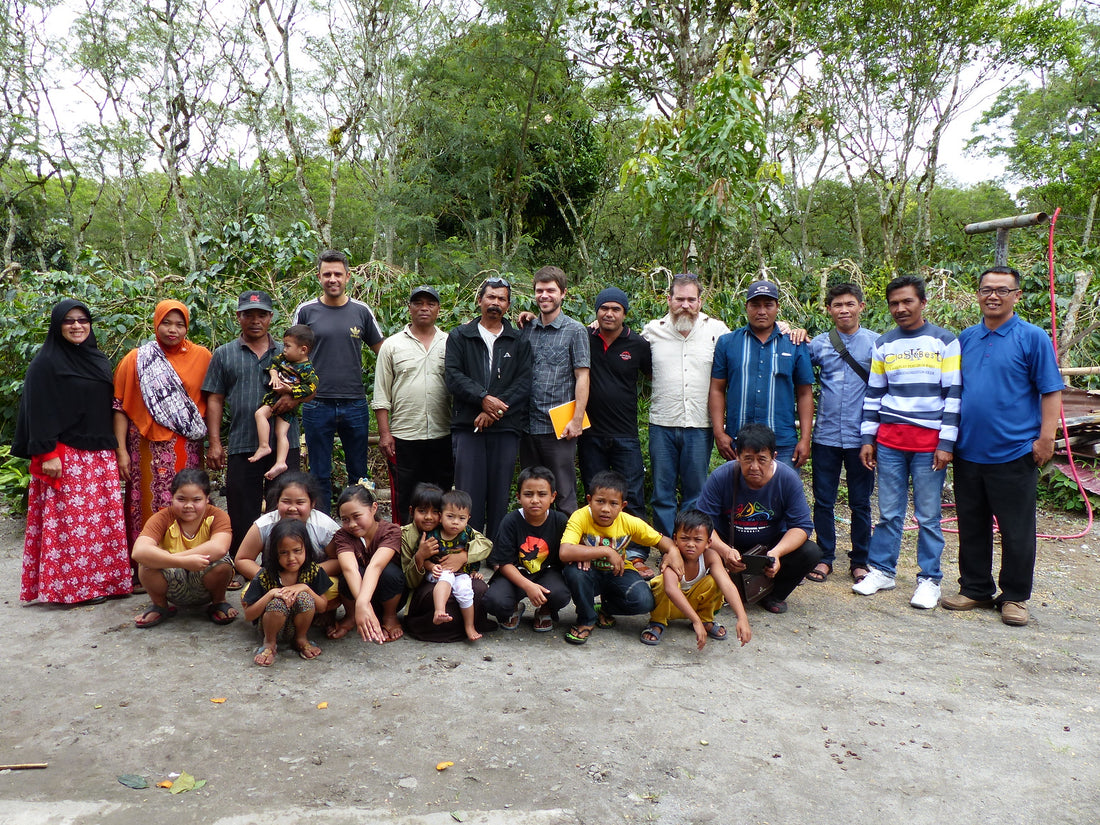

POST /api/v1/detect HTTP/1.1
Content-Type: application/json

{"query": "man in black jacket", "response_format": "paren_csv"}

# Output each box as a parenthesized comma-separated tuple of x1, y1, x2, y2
(444, 277, 532, 540)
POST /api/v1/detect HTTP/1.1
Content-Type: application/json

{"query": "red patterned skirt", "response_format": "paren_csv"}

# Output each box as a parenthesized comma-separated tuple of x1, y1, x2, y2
(21, 445, 133, 604)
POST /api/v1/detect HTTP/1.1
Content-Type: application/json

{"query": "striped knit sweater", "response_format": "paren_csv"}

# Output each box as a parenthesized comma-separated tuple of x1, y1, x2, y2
(860, 322, 961, 452)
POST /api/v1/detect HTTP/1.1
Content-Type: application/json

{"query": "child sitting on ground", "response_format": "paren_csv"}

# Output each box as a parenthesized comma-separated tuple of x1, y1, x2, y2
(559, 470, 683, 645)
(250, 324, 318, 480)
(131, 469, 237, 629)
(484, 466, 572, 632)
(641, 509, 752, 649)
(327, 484, 405, 644)
(242, 519, 332, 666)
(423, 489, 484, 641)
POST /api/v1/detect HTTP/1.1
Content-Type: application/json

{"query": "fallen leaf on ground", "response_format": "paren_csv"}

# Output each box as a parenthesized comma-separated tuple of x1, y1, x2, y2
(436, 761, 454, 771)
(117, 774, 148, 789)
(316, 702, 328, 709)
(156, 781, 173, 788)
(169, 772, 197, 794)
(210, 697, 227, 704)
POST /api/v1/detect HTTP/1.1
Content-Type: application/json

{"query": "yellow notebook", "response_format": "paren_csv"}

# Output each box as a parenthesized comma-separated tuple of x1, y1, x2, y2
(548, 400, 591, 439)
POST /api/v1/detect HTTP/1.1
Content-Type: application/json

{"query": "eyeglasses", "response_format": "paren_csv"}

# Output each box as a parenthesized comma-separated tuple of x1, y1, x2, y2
(62, 317, 91, 326)
(483, 277, 510, 287)
(977, 287, 1019, 297)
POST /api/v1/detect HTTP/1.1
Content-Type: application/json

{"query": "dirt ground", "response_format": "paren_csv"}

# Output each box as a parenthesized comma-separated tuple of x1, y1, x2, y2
(1, 505, 1098, 825)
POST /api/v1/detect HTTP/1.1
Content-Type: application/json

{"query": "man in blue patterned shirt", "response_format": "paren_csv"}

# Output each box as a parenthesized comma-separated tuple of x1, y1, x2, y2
(807, 283, 879, 585)
(520, 266, 591, 514)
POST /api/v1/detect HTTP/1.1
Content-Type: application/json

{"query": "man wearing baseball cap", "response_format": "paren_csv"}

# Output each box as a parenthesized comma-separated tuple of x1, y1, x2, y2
(372, 285, 453, 524)
(203, 290, 308, 563)
(709, 280, 814, 468)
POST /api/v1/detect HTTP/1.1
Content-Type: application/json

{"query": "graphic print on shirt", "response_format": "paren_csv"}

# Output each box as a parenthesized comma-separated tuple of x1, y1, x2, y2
(519, 534, 550, 575)
(732, 500, 776, 545)
(580, 533, 630, 571)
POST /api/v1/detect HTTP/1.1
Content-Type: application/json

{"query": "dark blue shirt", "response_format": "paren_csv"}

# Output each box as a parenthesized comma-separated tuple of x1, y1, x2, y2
(712, 326, 814, 448)
(695, 459, 814, 550)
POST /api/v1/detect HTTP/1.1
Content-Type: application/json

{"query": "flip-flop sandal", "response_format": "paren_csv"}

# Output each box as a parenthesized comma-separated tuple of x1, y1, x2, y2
(134, 604, 177, 628)
(295, 641, 322, 660)
(806, 564, 832, 583)
(533, 610, 553, 632)
(226, 574, 245, 591)
(206, 601, 238, 625)
(640, 622, 665, 645)
(704, 622, 728, 640)
(253, 646, 276, 667)
(595, 608, 616, 629)
(565, 625, 593, 645)
(851, 567, 869, 584)
(501, 604, 525, 630)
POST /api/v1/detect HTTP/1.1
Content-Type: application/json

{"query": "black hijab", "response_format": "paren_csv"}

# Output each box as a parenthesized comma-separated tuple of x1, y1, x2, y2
(12, 299, 118, 457)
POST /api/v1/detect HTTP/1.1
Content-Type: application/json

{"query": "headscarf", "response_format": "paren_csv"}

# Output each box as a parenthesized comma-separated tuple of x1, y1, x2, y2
(113, 300, 211, 441)
(12, 299, 117, 458)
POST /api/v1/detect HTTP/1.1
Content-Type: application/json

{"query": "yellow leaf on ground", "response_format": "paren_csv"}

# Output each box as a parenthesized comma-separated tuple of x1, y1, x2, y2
(316, 702, 328, 709)
(210, 698, 227, 704)
(436, 761, 454, 771)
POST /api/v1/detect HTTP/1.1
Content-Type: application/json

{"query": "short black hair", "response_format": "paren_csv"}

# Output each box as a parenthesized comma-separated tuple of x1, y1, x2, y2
(284, 324, 315, 350)
(978, 265, 1021, 289)
(826, 282, 864, 305)
(588, 470, 628, 500)
(518, 465, 557, 492)
(673, 509, 713, 536)
(408, 482, 445, 516)
(441, 488, 473, 512)
(734, 422, 777, 454)
(476, 275, 511, 302)
(885, 274, 925, 302)
(318, 249, 349, 270)
(172, 468, 211, 496)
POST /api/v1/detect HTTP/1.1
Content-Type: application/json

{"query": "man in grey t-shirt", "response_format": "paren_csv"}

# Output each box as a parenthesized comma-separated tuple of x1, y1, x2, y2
(292, 250, 384, 514)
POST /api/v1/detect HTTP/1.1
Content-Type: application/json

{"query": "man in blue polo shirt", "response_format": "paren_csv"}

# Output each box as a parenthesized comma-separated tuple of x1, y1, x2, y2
(943, 266, 1063, 627)
(709, 280, 814, 468)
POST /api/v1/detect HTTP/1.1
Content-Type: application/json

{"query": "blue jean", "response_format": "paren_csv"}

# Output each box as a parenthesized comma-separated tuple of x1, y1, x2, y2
(562, 564, 656, 626)
(867, 444, 946, 581)
(648, 425, 713, 538)
(812, 442, 873, 568)
(301, 398, 372, 515)
(579, 434, 647, 558)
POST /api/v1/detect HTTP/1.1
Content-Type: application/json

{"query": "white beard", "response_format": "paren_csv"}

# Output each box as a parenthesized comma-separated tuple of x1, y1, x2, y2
(672, 312, 696, 334)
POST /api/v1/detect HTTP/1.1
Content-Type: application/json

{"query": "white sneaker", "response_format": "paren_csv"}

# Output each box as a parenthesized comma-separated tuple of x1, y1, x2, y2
(852, 567, 896, 595)
(910, 578, 941, 609)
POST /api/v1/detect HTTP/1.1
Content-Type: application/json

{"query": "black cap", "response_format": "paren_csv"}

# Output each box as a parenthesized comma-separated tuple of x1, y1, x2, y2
(745, 281, 780, 302)
(237, 291, 274, 312)
(409, 285, 441, 302)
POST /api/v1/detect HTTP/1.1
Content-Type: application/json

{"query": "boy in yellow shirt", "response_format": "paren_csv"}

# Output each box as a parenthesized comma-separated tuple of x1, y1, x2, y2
(560, 470, 682, 644)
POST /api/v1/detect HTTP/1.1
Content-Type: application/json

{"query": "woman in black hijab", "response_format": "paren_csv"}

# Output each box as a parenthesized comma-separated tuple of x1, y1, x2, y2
(13, 299, 132, 604)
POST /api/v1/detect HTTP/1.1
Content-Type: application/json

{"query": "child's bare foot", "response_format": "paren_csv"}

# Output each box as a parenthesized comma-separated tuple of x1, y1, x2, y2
(248, 445, 272, 464)
(382, 620, 404, 642)
(295, 639, 322, 659)
(465, 626, 482, 641)
(263, 461, 288, 481)
(326, 620, 354, 640)
(433, 610, 453, 625)
(254, 646, 276, 667)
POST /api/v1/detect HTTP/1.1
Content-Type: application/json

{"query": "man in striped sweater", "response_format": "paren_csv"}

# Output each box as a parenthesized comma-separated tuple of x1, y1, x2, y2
(854, 275, 961, 609)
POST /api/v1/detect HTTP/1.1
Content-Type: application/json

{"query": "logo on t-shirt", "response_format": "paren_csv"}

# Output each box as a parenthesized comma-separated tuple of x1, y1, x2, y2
(520, 535, 550, 574)
(619, 351, 632, 361)
(582, 533, 630, 571)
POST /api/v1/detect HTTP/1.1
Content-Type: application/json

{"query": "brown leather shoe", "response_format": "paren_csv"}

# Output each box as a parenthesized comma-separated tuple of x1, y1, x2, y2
(1001, 601, 1029, 626)
(941, 592, 996, 611)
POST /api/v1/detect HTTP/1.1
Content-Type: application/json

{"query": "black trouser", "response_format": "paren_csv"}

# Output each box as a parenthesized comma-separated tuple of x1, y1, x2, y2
(388, 436, 454, 524)
(954, 455, 1038, 603)
(226, 449, 300, 558)
(764, 539, 823, 602)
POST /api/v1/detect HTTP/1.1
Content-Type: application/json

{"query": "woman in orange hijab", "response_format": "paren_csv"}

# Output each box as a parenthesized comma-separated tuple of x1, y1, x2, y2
(113, 301, 212, 559)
